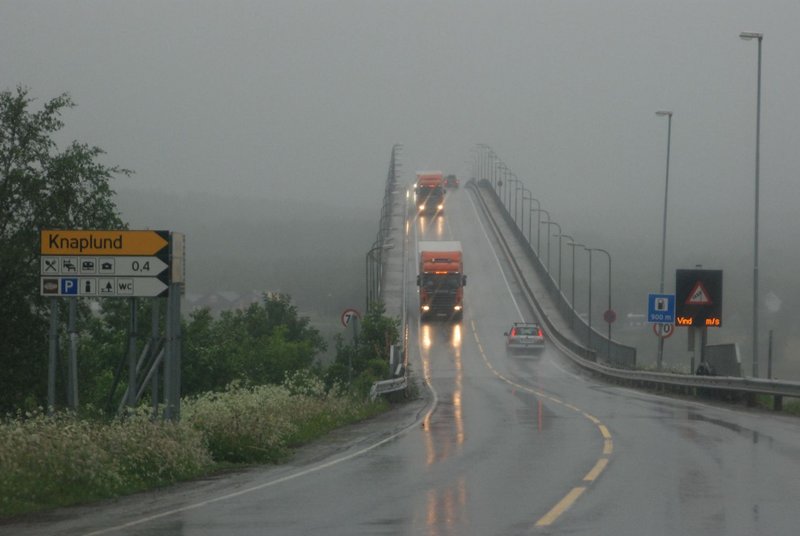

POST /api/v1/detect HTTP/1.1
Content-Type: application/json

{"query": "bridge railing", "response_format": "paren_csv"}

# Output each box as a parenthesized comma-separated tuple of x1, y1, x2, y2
(473, 179, 636, 367)
(470, 178, 800, 409)
(369, 144, 409, 399)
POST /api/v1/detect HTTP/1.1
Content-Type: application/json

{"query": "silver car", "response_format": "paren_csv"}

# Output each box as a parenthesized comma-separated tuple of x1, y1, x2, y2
(504, 322, 545, 354)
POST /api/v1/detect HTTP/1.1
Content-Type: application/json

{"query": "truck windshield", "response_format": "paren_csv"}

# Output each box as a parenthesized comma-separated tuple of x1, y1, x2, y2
(417, 186, 443, 195)
(422, 274, 461, 289)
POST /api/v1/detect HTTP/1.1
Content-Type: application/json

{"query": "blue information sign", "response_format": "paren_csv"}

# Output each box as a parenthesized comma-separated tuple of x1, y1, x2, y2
(647, 293, 675, 324)
(60, 278, 79, 295)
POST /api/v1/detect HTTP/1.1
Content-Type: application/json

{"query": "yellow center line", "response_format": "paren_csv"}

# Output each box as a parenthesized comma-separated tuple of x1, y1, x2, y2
(467, 321, 614, 529)
(535, 487, 586, 527)
(583, 458, 609, 482)
(598, 424, 611, 440)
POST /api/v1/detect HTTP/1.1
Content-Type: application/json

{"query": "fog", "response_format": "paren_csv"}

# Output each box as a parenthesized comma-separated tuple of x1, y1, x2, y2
(3, 1, 799, 375)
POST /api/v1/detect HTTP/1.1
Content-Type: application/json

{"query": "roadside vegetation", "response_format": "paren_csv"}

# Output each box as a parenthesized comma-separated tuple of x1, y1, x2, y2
(0, 299, 398, 518)
(0, 87, 402, 518)
(0, 376, 387, 518)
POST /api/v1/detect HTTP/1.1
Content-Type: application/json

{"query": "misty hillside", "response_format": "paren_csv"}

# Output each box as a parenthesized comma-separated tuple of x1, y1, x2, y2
(113, 187, 378, 316)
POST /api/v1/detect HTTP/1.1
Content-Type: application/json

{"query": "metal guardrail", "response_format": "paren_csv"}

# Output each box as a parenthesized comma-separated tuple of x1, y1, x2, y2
(469, 179, 800, 410)
(369, 144, 409, 400)
(370, 377, 407, 401)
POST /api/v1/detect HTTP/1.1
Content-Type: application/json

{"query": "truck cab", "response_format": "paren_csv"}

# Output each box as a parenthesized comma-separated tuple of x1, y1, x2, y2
(417, 241, 466, 321)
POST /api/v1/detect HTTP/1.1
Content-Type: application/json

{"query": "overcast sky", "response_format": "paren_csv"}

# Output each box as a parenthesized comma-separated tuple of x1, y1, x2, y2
(3, 1, 799, 367)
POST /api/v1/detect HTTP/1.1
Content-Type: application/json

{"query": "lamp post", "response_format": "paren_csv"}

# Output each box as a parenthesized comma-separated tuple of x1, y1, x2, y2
(567, 242, 585, 329)
(527, 196, 541, 252)
(491, 151, 500, 191)
(513, 180, 523, 227)
(520, 185, 533, 242)
(531, 208, 551, 272)
(582, 246, 593, 347)
(365, 242, 394, 311)
(556, 233, 574, 305)
(588, 247, 612, 360)
(496, 162, 509, 208)
(511, 173, 525, 227)
(543, 221, 562, 290)
(505, 172, 517, 216)
(508, 176, 520, 223)
(740, 30, 763, 378)
(655, 110, 672, 370)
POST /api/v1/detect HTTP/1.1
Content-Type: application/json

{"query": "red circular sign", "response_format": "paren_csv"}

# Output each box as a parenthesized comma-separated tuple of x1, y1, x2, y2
(340, 308, 361, 328)
(653, 323, 675, 338)
(603, 309, 617, 324)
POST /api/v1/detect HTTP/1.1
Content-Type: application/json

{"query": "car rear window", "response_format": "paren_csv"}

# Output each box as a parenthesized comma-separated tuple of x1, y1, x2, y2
(516, 327, 536, 336)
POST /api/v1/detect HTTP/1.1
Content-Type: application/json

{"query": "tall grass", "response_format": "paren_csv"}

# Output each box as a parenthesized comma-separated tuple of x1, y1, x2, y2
(0, 372, 387, 518)
(0, 409, 211, 517)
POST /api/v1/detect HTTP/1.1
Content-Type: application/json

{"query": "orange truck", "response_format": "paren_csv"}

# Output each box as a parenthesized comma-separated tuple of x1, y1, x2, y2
(414, 171, 445, 215)
(417, 241, 466, 321)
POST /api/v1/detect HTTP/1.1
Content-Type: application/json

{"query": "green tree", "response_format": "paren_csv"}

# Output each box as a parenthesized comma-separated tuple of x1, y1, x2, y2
(181, 293, 327, 395)
(327, 302, 399, 396)
(0, 86, 129, 411)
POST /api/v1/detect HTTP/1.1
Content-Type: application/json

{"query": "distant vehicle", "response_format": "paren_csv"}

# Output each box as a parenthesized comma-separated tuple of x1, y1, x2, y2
(415, 171, 446, 215)
(504, 322, 545, 354)
(417, 240, 466, 321)
(444, 174, 459, 188)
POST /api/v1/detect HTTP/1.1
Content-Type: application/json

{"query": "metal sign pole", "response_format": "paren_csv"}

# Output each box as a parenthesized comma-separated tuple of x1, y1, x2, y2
(171, 284, 182, 420)
(151, 299, 160, 416)
(163, 297, 174, 420)
(127, 298, 138, 408)
(48, 298, 59, 413)
(68, 297, 79, 409)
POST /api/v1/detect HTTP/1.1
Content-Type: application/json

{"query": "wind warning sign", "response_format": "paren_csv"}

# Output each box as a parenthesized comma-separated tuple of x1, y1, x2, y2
(675, 269, 723, 327)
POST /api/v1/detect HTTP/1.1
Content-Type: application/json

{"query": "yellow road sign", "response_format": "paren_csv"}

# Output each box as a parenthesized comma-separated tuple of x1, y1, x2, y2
(41, 230, 169, 256)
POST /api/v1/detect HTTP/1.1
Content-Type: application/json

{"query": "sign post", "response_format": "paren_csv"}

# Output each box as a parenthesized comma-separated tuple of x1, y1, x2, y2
(648, 293, 675, 371)
(675, 269, 723, 374)
(39, 230, 183, 418)
(341, 308, 361, 387)
(675, 269, 723, 328)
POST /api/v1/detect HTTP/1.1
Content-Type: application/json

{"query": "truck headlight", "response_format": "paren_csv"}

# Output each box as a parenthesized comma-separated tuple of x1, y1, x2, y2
(422, 305, 430, 312)
(454, 305, 462, 311)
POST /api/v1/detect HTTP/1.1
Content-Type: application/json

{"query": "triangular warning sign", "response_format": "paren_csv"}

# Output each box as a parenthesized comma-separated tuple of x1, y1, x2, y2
(686, 281, 713, 305)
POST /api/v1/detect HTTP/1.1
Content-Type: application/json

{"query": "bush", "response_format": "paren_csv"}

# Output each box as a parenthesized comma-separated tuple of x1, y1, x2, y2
(0, 408, 211, 517)
(182, 383, 297, 463)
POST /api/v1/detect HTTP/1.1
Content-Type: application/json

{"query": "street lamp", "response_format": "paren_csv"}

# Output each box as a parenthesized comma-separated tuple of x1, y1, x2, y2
(543, 221, 562, 290)
(491, 151, 501, 191)
(513, 180, 524, 227)
(588, 247, 612, 360)
(531, 208, 551, 272)
(508, 176, 521, 224)
(655, 110, 672, 370)
(555, 233, 574, 306)
(581, 246, 593, 346)
(740, 30, 763, 378)
(527, 196, 542, 253)
(519, 185, 533, 242)
(365, 242, 394, 311)
(567, 242, 585, 330)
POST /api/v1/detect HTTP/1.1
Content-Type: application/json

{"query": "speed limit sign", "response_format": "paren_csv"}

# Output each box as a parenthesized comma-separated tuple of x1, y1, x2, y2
(653, 323, 675, 338)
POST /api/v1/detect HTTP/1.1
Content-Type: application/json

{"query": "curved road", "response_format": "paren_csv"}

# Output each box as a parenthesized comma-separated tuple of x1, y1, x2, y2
(8, 186, 800, 536)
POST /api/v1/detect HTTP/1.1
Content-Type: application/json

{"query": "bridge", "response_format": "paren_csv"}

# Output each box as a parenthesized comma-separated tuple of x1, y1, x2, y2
(372, 145, 800, 409)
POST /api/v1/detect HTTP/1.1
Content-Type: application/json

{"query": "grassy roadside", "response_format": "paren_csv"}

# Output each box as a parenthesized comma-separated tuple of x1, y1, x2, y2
(0, 374, 388, 518)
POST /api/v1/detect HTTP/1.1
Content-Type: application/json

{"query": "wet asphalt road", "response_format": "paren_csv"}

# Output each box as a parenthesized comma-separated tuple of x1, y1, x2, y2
(5, 187, 800, 536)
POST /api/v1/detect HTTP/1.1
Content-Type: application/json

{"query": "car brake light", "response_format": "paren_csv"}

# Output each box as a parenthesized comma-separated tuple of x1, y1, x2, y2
(510, 328, 516, 336)
(538, 328, 543, 337)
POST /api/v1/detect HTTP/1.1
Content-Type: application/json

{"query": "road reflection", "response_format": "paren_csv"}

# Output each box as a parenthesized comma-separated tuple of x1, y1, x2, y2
(425, 476, 468, 535)
(418, 322, 468, 533)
